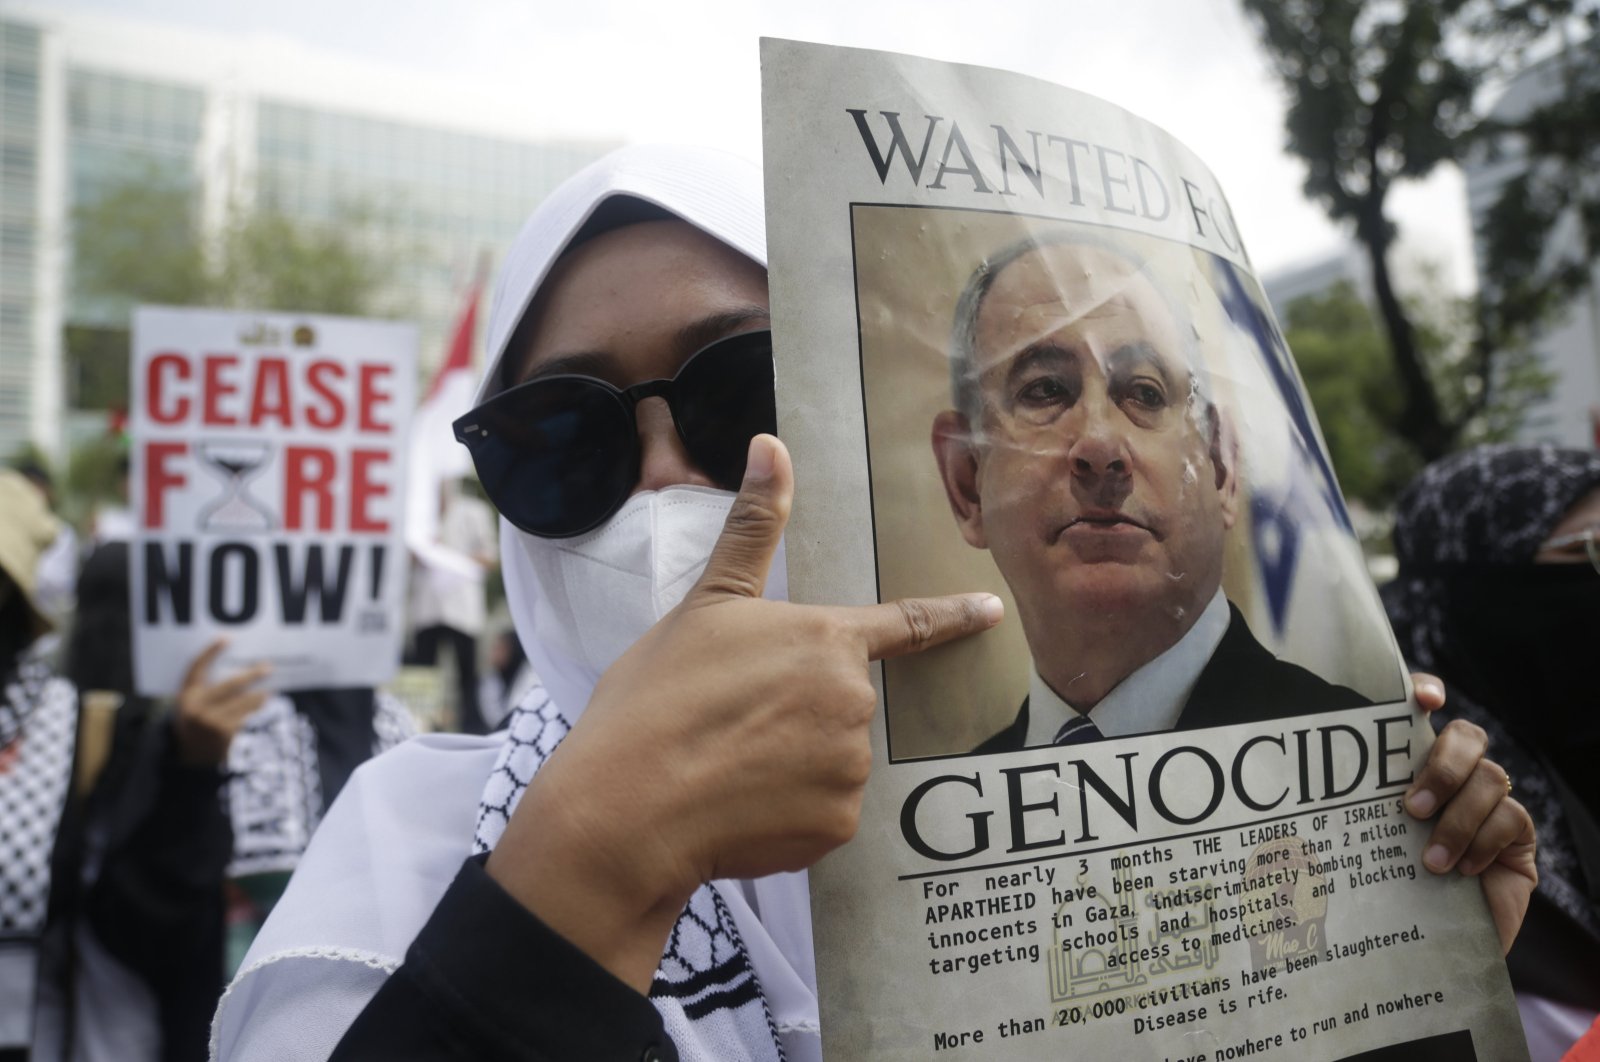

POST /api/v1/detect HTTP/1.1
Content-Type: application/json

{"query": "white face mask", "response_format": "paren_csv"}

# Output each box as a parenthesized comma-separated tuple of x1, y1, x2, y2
(509, 485, 788, 681)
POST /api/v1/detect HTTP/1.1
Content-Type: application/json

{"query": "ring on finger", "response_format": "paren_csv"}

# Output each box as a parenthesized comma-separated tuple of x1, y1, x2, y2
(1504, 774, 1513, 796)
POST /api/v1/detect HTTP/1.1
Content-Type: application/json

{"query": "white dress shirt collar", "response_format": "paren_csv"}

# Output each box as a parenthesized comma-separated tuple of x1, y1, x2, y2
(1024, 588, 1231, 747)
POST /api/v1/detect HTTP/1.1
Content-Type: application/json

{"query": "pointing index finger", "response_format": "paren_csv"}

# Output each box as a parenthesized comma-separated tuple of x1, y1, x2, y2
(846, 593, 1004, 661)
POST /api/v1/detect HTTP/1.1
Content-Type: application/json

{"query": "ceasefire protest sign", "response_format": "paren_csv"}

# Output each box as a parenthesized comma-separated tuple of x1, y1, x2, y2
(130, 307, 418, 696)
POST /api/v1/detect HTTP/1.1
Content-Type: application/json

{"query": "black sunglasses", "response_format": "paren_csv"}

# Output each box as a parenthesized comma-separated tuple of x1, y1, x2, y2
(454, 329, 776, 538)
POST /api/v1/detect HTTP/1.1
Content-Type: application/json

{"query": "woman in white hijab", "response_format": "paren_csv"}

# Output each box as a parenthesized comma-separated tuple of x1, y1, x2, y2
(212, 145, 1537, 1062)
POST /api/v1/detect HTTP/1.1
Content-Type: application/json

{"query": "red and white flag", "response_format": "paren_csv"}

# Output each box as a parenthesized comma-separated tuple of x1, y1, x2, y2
(406, 260, 487, 569)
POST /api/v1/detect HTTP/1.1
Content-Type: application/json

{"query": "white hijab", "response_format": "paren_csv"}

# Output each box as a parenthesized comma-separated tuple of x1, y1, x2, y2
(480, 143, 769, 722)
(212, 145, 818, 1062)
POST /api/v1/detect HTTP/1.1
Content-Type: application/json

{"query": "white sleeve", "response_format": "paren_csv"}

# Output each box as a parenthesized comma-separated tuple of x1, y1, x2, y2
(211, 735, 502, 1061)
(211, 953, 393, 1062)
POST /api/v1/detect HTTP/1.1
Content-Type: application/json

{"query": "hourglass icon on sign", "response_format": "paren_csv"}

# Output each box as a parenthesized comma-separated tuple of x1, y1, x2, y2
(196, 440, 276, 532)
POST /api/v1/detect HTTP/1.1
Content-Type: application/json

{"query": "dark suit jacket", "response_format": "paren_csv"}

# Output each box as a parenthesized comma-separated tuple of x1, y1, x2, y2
(974, 603, 1373, 754)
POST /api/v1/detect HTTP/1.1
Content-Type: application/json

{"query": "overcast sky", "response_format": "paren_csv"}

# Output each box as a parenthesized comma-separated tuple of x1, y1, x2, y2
(21, 0, 1477, 288)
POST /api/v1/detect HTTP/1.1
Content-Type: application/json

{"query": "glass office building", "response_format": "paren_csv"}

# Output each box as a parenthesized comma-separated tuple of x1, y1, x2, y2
(65, 66, 205, 326)
(1463, 48, 1600, 449)
(0, 18, 44, 459)
(253, 101, 608, 347)
(0, 10, 613, 463)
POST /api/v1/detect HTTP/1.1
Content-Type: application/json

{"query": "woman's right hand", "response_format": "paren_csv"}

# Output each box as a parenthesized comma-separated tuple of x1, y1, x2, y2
(485, 434, 1003, 990)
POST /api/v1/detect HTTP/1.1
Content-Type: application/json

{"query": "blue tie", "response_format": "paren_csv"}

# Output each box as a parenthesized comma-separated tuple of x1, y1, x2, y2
(1052, 716, 1104, 746)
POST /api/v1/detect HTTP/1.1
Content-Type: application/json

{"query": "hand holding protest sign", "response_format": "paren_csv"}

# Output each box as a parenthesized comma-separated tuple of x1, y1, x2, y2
(1400, 708, 1537, 953)
(171, 639, 272, 767)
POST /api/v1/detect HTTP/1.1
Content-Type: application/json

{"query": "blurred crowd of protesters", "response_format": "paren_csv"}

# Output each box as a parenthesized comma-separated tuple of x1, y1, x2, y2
(0, 458, 524, 1062)
(404, 481, 500, 735)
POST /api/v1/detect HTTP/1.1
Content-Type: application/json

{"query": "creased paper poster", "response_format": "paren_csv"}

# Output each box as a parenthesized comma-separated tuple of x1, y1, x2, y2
(761, 39, 1524, 1061)
(130, 307, 416, 696)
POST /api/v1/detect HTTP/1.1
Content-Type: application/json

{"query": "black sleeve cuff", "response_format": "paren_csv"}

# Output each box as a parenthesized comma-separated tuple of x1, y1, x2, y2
(333, 854, 678, 1062)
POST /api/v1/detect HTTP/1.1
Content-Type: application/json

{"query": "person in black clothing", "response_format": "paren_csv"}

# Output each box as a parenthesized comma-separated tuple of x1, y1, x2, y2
(0, 470, 82, 1061)
(1384, 444, 1600, 1060)
(68, 544, 411, 1062)
(0, 474, 197, 1062)
(68, 542, 267, 1062)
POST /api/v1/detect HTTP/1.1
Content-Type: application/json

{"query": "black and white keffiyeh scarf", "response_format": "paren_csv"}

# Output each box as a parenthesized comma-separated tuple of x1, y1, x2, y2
(0, 651, 76, 941)
(227, 691, 415, 878)
(1385, 443, 1600, 662)
(474, 689, 785, 1062)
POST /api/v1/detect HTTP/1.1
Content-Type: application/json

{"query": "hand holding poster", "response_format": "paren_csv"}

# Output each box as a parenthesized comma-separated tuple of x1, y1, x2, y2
(130, 308, 417, 696)
(761, 39, 1526, 1060)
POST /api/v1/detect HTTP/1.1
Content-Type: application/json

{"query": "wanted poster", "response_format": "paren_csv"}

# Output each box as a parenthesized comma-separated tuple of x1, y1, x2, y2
(130, 307, 416, 696)
(760, 38, 1524, 1061)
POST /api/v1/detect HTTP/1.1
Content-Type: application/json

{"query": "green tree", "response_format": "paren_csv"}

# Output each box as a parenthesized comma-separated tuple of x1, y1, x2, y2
(1284, 282, 1409, 506)
(62, 433, 126, 527)
(1241, 0, 1597, 460)
(1475, 30, 1600, 355)
(6, 442, 53, 477)
(67, 169, 397, 410)
(70, 174, 211, 313)
(1286, 278, 1547, 509)
(72, 169, 395, 319)
(3, 440, 119, 529)
(211, 203, 395, 317)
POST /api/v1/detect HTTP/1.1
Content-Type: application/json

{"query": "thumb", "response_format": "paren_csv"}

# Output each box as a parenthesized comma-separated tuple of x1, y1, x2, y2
(689, 435, 792, 601)
(1411, 672, 1445, 713)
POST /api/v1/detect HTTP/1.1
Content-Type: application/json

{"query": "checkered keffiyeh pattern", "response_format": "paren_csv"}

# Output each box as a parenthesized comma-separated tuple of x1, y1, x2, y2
(474, 687, 785, 1062)
(0, 654, 75, 940)
(1390, 443, 1600, 572)
(227, 692, 415, 879)
(227, 697, 323, 879)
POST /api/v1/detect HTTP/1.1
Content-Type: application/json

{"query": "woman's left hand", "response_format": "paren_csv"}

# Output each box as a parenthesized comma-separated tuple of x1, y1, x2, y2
(1406, 673, 1538, 954)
